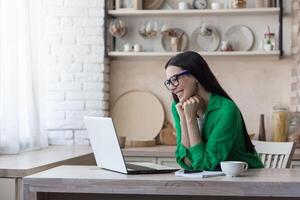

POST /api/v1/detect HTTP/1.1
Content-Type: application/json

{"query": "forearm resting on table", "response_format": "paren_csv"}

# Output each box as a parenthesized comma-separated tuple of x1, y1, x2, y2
(186, 117, 202, 146)
(180, 120, 190, 148)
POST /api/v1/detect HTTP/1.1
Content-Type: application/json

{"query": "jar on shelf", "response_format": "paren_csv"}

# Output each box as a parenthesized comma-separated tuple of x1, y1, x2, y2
(263, 33, 276, 51)
(288, 112, 300, 135)
(255, 0, 264, 8)
(231, 0, 246, 8)
(272, 104, 289, 142)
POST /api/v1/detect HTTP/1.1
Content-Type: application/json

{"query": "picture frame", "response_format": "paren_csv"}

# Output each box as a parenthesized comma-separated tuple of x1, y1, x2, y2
(115, 0, 142, 10)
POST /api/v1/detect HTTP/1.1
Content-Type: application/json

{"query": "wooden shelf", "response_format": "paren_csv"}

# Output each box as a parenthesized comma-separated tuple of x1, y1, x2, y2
(108, 8, 280, 17)
(108, 51, 280, 58)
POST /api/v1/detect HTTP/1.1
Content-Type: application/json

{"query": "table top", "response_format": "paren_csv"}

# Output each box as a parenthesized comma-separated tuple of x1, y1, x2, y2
(24, 165, 300, 197)
(0, 146, 93, 178)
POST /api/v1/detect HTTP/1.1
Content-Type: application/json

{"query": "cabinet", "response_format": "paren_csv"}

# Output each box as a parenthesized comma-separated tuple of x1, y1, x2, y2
(0, 179, 17, 200)
(124, 156, 177, 167)
(105, 1, 284, 59)
(290, 147, 300, 168)
(122, 146, 178, 168)
(290, 161, 300, 168)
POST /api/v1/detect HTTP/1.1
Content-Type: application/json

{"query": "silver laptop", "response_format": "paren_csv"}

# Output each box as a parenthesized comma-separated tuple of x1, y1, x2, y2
(84, 116, 179, 174)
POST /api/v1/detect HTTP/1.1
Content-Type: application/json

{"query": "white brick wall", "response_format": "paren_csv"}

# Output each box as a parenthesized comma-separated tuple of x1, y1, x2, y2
(44, 0, 108, 145)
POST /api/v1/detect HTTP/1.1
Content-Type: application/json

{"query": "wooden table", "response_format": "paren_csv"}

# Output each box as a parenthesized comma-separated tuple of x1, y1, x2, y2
(23, 165, 300, 200)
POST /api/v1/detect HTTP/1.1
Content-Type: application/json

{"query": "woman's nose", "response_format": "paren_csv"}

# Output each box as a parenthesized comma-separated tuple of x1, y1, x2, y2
(170, 84, 177, 91)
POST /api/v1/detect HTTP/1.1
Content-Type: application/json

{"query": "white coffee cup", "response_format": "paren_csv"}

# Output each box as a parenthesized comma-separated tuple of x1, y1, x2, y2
(178, 1, 189, 10)
(220, 161, 248, 177)
(211, 2, 223, 10)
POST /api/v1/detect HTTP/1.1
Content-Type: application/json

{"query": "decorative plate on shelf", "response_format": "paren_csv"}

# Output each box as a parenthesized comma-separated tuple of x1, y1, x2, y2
(161, 28, 189, 52)
(166, 0, 194, 9)
(191, 25, 220, 52)
(224, 25, 255, 51)
(143, 0, 164, 10)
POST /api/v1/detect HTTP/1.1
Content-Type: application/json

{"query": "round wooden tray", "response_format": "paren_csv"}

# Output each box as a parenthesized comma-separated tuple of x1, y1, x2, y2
(111, 90, 165, 141)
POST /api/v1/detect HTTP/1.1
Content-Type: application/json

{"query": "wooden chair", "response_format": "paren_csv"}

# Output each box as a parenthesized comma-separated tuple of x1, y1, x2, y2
(252, 140, 295, 168)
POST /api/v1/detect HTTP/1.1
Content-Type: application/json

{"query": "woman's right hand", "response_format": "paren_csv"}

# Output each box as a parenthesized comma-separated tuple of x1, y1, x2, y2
(176, 102, 186, 121)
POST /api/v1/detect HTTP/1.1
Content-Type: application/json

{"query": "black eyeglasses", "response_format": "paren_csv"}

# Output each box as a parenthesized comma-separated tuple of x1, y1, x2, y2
(164, 70, 191, 90)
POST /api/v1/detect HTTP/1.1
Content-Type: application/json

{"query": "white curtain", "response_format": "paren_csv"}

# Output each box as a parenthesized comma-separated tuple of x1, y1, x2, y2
(0, 0, 48, 154)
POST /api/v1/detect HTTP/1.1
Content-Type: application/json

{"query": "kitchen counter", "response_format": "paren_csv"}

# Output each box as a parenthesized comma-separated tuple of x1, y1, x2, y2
(123, 144, 300, 160)
(23, 165, 300, 200)
(122, 145, 175, 157)
(0, 145, 94, 178)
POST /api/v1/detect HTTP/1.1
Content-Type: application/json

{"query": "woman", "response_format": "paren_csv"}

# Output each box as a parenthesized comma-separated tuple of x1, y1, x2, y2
(164, 51, 263, 171)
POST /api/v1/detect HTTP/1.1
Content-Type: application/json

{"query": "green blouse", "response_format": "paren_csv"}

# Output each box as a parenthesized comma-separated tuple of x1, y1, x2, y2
(172, 93, 264, 170)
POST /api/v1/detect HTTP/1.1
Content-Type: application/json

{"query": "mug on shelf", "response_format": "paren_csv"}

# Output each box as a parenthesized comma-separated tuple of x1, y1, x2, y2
(133, 44, 142, 52)
(178, 1, 189, 10)
(124, 43, 132, 52)
(211, 2, 223, 9)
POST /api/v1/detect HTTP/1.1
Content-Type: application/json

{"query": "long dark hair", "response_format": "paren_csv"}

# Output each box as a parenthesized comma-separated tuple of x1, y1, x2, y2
(165, 51, 255, 153)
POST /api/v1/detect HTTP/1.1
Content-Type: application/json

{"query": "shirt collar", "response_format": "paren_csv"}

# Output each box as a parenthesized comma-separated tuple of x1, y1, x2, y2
(205, 93, 222, 113)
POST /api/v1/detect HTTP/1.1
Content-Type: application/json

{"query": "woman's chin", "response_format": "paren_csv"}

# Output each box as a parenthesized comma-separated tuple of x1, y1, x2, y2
(178, 96, 188, 103)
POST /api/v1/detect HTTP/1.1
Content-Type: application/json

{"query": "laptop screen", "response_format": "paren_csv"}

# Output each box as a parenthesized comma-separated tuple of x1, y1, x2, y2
(84, 116, 128, 174)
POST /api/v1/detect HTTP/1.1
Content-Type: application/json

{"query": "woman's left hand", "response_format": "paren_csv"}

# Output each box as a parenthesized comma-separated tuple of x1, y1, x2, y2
(183, 96, 203, 120)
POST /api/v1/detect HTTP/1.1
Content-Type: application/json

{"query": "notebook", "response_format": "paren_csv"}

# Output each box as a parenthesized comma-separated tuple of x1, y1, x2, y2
(84, 116, 179, 174)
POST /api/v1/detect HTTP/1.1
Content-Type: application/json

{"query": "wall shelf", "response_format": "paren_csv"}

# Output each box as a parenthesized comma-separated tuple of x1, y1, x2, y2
(108, 8, 280, 17)
(108, 51, 280, 58)
(106, 1, 284, 57)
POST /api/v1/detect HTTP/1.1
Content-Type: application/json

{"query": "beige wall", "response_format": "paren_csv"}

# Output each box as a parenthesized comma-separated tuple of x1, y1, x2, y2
(110, 57, 291, 140)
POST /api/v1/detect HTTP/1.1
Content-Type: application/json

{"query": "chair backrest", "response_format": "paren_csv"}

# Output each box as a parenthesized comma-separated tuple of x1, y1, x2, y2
(252, 140, 295, 168)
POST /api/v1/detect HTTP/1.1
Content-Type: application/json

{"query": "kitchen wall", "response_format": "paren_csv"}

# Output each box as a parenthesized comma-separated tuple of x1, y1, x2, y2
(44, 0, 108, 145)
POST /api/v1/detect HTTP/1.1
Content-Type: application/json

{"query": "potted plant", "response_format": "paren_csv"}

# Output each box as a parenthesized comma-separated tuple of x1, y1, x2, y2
(264, 36, 274, 51)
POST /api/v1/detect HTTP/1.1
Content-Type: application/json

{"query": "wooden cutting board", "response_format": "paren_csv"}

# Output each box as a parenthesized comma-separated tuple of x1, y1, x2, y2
(157, 121, 176, 145)
(111, 90, 165, 145)
(125, 139, 156, 148)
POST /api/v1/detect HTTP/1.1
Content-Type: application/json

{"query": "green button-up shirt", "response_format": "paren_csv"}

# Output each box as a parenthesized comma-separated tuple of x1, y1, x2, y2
(172, 93, 264, 170)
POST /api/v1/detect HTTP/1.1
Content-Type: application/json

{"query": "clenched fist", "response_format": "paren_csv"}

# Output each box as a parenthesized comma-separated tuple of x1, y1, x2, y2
(183, 96, 205, 120)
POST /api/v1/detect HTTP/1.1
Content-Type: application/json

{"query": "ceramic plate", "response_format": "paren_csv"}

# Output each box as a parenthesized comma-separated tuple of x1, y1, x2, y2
(224, 25, 254, 51)
(191, 26, 220, 52)
(161, 28, 189, 52)
(166, 0, 194, 9)
(143, 0, 164, 9)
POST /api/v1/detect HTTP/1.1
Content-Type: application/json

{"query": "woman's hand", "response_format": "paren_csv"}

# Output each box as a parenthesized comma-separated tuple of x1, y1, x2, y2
(183, 96, 204, 120)
(176, 102, 186, 121)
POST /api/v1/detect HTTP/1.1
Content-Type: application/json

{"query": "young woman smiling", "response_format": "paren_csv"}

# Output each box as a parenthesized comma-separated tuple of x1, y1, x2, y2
(164, 51, 263, 171)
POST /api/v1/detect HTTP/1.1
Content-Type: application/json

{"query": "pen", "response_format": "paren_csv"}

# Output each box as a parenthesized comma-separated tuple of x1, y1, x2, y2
(183, 169, 203, 174)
